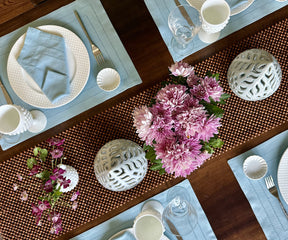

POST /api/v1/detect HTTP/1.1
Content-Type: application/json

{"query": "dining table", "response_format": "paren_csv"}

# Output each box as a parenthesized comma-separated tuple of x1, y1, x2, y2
(0, 0, 287, 239)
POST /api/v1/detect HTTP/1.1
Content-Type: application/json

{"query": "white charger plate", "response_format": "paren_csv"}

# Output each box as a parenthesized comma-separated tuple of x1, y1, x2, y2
(186, 0, 254, 16)
(108, 228, 170, 240)
(7, 25, 90, 109)
(277, 147, 288, 204)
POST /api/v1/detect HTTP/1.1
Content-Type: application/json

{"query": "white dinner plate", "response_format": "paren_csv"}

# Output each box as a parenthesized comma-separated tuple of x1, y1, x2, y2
(277, 147, 288, 204)
(108, 228, 170, 240)
(7, 25, 90, 109)
(186, 0, 254, 16)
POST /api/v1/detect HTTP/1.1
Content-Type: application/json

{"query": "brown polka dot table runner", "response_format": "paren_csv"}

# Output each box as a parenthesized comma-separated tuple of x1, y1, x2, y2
(0, 18, 287, 240)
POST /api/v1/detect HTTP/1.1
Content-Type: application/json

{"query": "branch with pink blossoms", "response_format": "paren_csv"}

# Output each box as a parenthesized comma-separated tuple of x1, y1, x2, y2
(132, 61, 230, 178)
(13, 138, 80, 234)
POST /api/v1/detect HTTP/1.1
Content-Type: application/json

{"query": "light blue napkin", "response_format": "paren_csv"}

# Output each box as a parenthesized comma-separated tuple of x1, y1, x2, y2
(17, 27, 70, 103)
(229, 0, 248, 9)
(110, 231, 136, 240)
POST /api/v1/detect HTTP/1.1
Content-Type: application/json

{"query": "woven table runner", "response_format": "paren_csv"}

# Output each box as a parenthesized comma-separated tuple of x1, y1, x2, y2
(0, 17, 287, 240)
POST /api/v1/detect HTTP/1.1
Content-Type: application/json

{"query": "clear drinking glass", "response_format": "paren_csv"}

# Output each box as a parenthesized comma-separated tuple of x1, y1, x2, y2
(162, 186, 198, 237)
(168, 4, 201, 56)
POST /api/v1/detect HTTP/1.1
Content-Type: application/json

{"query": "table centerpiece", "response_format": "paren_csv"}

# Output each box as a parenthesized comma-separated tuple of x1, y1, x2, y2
(133, 61, 230, 177)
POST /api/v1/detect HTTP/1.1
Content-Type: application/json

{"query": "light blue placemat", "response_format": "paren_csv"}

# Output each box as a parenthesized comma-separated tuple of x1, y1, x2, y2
(0, 0, 142, 150)
(144, 0, 288, 61)
(228, 130, 288, 240)
(71, 179, 217, 240)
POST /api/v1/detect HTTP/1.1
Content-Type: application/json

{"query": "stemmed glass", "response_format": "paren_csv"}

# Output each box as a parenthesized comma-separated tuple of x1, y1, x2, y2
(162, 186, 198, 237)
(168, 4, 201, 56)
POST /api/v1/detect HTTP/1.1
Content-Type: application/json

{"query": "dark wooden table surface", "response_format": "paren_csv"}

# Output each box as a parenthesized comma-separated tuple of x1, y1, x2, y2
(0, 0, 287, 239)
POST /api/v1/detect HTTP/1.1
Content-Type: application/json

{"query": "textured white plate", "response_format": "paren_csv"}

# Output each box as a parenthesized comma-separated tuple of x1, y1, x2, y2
(278, 147, 288, 204)
(243, 155, 268, 180)
(108, 228, 170, 240)
(97, 68, 120, 92)
(7, 25, 90, 109)
(186, 0, 254, 16)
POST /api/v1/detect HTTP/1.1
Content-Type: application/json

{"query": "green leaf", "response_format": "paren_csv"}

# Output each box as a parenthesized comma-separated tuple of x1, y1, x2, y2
(39, 149, 48, 162)
(158, 168, 166, 175)
(27, 157, 37, 169)
(219, 93, 230, 105)
(36, 170, 51, 180)
(33, 147, 41, 156)
(209, 137, 224, 148)
(150, 163, 164, 171)
(201, 101, 224, 118)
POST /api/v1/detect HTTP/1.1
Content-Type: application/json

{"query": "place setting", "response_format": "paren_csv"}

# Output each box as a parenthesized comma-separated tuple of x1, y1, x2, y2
(0, 0, 142, 150)
(143, 0, 286, 61)
(71, 180, 217, 240)
(228, 130, 288, 239)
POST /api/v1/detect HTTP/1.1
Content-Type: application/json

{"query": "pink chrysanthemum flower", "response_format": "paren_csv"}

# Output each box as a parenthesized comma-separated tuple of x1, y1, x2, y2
(198, 116, 221, 142)
(190, 84, 210, 102)
(156, 84, 188, 109)
(200, 76, 223, 102)
(169, 61, 194, 77)
(133, 106, 153, 144)
(155, 137, 202, 177)
(175, 106, 207, 139)
(187, 72, 200, 87)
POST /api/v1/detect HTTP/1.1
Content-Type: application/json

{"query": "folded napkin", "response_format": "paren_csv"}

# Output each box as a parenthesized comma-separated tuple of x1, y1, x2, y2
(17, 27, 70, 103)
(230, 0, 248, 9)
(110, 231, 136, 240)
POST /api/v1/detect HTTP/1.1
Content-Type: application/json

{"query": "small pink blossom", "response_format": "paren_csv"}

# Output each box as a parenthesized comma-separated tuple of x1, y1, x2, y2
(13, 183, 18, 191)
(72, 201, 78, 210)
(71, 191, 80, 201)
(20, 191, 28, 201)
(50, 147, 63, 159)
(50, 167, 65, 181)
(17, 174, 23, 181)
(58, 177, 71, 189)
(38, 200, 51, 211)
(47, 138, 65, 147)
(29, 165, 41, 176)
(169, 61, 194, 77)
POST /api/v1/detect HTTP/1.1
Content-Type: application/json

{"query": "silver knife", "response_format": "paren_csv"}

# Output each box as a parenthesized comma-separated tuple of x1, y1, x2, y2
(0, 77, 13, 104)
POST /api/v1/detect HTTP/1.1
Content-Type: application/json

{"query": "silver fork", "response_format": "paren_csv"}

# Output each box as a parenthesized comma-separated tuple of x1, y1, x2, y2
(265, 175, 288, 219)
(74, 10, 105, 66)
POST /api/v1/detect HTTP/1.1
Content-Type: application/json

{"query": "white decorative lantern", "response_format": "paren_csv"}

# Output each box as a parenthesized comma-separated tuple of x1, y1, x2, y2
(94, 139, 148, 191)
(57, 164, 79, 193)
(227, 49, 282, 101)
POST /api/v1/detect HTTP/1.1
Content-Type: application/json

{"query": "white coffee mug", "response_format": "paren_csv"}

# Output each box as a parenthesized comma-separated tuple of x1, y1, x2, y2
(198, 0, 231, 43)
(133, 200, 164, 240)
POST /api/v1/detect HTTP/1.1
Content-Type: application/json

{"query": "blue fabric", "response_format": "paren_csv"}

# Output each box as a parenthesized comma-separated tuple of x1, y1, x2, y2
(230, 0, 248, 9)
(228, 130, 288, 240)
(71, 179, 217, 240)
(17, 27, 70, 103)
(144, 0, 287, 61)
(110, 231, 136, 240)
(0, 0, 142, 150)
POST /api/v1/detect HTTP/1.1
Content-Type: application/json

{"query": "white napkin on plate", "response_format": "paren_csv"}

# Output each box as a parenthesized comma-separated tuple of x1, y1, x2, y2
(17, 27, 70, 104)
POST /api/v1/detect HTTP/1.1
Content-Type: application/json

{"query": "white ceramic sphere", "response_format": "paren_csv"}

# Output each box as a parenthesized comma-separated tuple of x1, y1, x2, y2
(227, 49, 282, 101)
(94, 139, 148, 191)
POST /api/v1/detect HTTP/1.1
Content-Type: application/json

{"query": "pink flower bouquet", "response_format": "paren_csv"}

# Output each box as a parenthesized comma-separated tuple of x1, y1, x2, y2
(133, 61, 229, 177)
